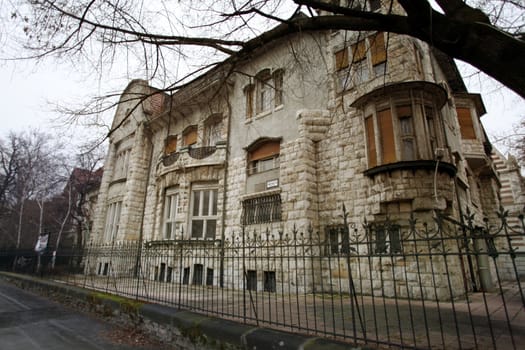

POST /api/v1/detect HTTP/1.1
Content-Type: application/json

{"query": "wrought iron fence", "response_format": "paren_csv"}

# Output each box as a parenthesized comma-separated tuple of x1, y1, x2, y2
(1, 208, 524, 349)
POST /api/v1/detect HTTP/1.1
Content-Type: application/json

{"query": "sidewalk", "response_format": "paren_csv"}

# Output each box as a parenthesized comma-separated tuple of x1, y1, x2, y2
(42, 273, 525, 349)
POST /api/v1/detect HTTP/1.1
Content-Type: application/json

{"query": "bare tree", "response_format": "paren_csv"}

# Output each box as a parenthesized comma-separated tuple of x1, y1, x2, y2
(3, 0, 524, 101)
(0, 130, 68, 249)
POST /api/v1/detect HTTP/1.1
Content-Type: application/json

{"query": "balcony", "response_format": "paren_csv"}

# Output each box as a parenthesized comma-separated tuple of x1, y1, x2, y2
(159, 141, 227, 176)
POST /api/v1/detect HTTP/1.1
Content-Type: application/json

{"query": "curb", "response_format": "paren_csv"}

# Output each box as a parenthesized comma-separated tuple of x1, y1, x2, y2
(0, 272, 369, 350)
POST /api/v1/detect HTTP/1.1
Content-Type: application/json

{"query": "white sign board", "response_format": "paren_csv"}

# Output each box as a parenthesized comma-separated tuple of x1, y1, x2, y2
(34, 234, 49, 253)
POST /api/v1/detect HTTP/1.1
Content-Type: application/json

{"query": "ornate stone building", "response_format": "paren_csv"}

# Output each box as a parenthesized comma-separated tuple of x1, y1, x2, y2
(89, 4, 503, 298)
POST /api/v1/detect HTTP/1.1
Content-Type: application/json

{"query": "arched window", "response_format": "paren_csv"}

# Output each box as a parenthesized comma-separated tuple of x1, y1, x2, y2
(244, 68, 285, 117)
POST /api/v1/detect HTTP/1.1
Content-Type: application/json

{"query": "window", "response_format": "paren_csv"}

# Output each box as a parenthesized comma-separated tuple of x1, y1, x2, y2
(335, 32, 386, 91)
(397, 106, 415, 161)
(246, 68, 285, 117)
(163, 188, 179, 239)
(364, 99, 442, 168)
(244, 84, 255, 119)
(193, 264, 203, 285)
(370, 223, 402, 255)
(206, 268, 214, 286)
(104, 201, 122, 242)
(247, 140, 280, 175)
(368, 0, 381, 11)
(327, 225, 352, 255)
(425, 106, 437, 153)
(182, 125, 198, 147)
(114, 149, 131, 179)
(204, 115, 222, 147)
(264, 271, 276, 292)
(190, 185, 218, 239)
(242, 194, 282, 225)
(246, 270, 257, 291)
(457, 107, 476, 139)
(164, 135, 178, 155)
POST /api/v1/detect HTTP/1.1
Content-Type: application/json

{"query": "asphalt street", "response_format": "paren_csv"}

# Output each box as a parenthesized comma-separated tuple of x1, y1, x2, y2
(0, 279, 171, 350)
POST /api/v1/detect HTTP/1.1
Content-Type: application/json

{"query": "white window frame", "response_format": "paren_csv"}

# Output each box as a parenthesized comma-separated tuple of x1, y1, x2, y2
(104, 201, 122, 242)
(163, 188, 179, 240)
(189, 184, 218, 239)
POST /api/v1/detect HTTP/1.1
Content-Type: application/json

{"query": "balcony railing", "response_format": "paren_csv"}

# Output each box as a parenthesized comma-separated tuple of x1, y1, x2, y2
(188, 146, 217, 159)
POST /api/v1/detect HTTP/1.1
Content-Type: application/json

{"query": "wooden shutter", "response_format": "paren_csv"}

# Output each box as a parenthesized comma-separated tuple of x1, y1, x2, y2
(370, 32, 386, 66)
(249, 141, 280, 161)
(378, 109, 396, 163)
(335, 48, 349, 71)
(365, 116, 377, 167)
(351, 40, 367, 63)
(457, 107, 476, 139)
(183, 126, 198, 146)
(165, 135, 177, 154)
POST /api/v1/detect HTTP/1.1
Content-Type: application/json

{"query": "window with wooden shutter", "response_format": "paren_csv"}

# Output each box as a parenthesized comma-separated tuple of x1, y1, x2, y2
(457, 107, 476, 139)
(378, 109, 396, 163)
(335, 48, 349, 71)
(370, 32, 386, 66)
(351, 39, 367, 63)
(248, 140, 280, 174)
(365, 116, 377, 167)
(164, 135, 178, 155)
(183, 125, 198, 146)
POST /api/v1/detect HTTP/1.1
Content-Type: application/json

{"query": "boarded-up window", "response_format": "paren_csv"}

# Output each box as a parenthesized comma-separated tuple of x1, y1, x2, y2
(335, 48, 349, 71)
(457, 107, 476, 139)
(370, 32, 386, 66)
(365, 116, 377, 167)
(351, 40, 367, 63)
(378, 109, 396, 163)
(183, 125, 198, 146)
(164, 135, 177, 155)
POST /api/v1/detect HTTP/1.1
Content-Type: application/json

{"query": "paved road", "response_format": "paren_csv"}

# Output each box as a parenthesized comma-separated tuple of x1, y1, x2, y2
(0, 279, 172, 350)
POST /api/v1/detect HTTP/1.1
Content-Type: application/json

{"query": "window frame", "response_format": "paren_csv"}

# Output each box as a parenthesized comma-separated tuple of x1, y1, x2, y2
(163, 187, 179, 240)
(334, 32, 387, 91)
(104, 201, 122, 242)
(204, 114, 222, 147)
(247, 140, 281, 175)
(246, 68, 285, 118)
(189, 184, 218, 239)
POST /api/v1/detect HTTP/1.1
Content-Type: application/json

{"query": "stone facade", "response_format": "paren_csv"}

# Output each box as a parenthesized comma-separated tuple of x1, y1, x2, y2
(89, 6, 508, 299)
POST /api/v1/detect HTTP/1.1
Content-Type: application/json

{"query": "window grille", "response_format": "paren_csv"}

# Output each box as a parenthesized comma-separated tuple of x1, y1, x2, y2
(242, 194, 281, 225)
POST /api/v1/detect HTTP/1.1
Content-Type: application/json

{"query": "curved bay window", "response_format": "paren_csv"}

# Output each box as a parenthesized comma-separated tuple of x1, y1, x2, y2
(355, 82, 447, 169)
